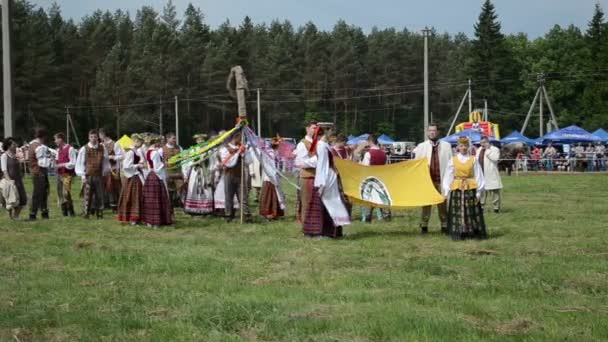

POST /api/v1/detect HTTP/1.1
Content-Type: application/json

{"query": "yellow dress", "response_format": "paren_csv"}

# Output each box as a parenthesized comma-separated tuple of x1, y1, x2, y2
(446, 155, 487, 240)
(450, 156, 478, 191)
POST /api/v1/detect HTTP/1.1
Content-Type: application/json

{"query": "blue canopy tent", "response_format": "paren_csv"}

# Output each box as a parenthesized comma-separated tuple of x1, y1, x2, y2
(532, 137, 544, 146)
(442, 129, 498, 146)
(347, 133, 373, 145)
(378, 134, 395, 144)
(539, 125, 602, 144)
(592, 128, 608, 143)
(500, 131, 535, 145)
(346, 136, 363, 145)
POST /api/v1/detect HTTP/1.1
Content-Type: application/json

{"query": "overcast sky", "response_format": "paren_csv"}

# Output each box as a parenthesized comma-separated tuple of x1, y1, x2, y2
(32, 0, 607, 38)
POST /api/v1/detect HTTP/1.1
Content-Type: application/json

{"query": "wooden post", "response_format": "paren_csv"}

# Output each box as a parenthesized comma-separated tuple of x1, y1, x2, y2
(240, 128, 245, 224)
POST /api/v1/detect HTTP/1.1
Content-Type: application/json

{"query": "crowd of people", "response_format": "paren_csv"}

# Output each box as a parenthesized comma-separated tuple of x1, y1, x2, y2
(514, 142, 607, 172)
(0, 122, 505, 241)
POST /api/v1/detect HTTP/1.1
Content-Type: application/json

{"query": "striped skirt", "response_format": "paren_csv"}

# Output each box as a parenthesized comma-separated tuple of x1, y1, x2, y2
(447, 189, 487, 240)
(141, 172, 173, 226)
(117, 176, 142, 223)
(260, 181, 284, 219)
(300, 178, 341, 238)
(183, 167, 214, 215)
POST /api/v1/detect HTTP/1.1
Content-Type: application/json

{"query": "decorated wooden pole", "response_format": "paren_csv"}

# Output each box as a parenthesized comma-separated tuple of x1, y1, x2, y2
(227, 65, 249, 224)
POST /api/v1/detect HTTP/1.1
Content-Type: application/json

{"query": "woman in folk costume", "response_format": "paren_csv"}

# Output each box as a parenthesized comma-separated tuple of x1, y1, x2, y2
(249, 148, 263, 202)
(442, 136, 487, 240)
(117, 134, 146, 225)
(259, 137, 286, 219)
(182, 134, 215, 215)
(1, 137, 27, 219)
(141, 135, 173, 227)
(314, 127, 351, 237)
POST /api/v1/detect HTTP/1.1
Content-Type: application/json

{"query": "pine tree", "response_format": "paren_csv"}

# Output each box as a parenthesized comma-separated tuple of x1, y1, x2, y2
(586, 2, 605, 61)
(469, 0, 519, 113)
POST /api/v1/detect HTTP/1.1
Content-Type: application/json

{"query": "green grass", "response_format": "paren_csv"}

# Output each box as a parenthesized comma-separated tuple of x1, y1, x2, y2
(1, 174, 608, 341)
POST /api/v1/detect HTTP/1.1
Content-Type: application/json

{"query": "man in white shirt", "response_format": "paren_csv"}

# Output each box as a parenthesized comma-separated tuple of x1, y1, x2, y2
(413, 123, 453, 234)
(295, 122, 322, 236)
(99, 129, 124, 213)
(76, 130, 110, 219)
(159, 132, 184, 207)
(220, 133, 253, 222)
(54, 132, 78, 217)
(476, 136, 503, 213)
(28, 128, 52, 221)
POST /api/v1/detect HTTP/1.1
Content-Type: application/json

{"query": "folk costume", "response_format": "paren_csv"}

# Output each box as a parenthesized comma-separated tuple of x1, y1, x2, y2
(314, 139, 351, 237)
(413, 137, 453, 233)
(76, 142, 111, 218)
(117, 142, 145, 224)
(29, 139, 52, 220)
(55, 143, 77, 216)
(212, 150, 239, 214)
(141, 143, 173, 227)
(102, 138, 124, 212)
(160, 143, 184, 207)
(1, 150, 27, 217)
(295, 135, 321, 235)
(219, 141, 252, 221)
(182, 157, 215, 216)
(259, 141, 286, 219)
(442, 137, 487, 240)
(476, 144, 503, 213)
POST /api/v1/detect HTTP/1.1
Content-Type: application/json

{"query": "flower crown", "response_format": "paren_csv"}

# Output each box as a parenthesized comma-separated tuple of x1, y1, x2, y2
(458, 136, 470, 146)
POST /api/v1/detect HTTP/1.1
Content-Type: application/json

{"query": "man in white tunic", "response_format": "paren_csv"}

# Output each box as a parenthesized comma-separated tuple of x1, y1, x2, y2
(413, 123, 453, 234)
(476, 136, 503, 213)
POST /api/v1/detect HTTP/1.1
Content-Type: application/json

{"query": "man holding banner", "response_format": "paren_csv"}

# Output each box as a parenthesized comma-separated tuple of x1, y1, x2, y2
(413, 123, 452, 234)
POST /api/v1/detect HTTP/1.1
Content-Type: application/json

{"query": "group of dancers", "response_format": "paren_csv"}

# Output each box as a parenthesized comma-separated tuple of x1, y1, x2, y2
(0, 127, 286, 229)
(1, 121, 499, 240)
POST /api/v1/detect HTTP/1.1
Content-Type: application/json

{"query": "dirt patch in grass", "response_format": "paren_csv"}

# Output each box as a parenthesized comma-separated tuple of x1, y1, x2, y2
(494, 319, 537, 335)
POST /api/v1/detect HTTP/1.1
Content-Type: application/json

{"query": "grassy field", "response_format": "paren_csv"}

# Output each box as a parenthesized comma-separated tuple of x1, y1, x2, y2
(1, 174, 607, 341)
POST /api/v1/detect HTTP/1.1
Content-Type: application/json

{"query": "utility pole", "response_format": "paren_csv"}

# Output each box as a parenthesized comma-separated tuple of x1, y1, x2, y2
(468, 79, 472, 115)
(538, 73, 544, 137)
(115, 105, 120, 137)
(484, 99, 488, 121)
(66, 106, 70, 144)
(447, 82, 470, 136)
(521, 72, 559, 135)
(159, 95, 163, 135)
(256, 88, 261, 137)
(175, 96, 179, 146)
(2, 0, 14, 137)
(423, 27, 430, 138)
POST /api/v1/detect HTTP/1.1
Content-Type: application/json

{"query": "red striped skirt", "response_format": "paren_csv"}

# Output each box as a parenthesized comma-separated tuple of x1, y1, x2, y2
(117, 176, 142, 223)
(260, 181, 284, 218)
(300, 178, 334, 236)
(141, 172, 173, 226)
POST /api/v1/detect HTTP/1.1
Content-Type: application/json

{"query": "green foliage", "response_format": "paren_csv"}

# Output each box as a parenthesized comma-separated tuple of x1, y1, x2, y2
(3, 0, 608, 145)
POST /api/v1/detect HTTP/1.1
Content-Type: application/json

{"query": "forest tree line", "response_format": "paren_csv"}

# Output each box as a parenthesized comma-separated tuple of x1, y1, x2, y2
(1, 0, 608, 144)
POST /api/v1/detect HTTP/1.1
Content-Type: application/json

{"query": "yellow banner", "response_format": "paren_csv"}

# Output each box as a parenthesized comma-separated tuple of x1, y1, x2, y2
(334, 158, 445, 208)
(116, 135, 133, 150)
